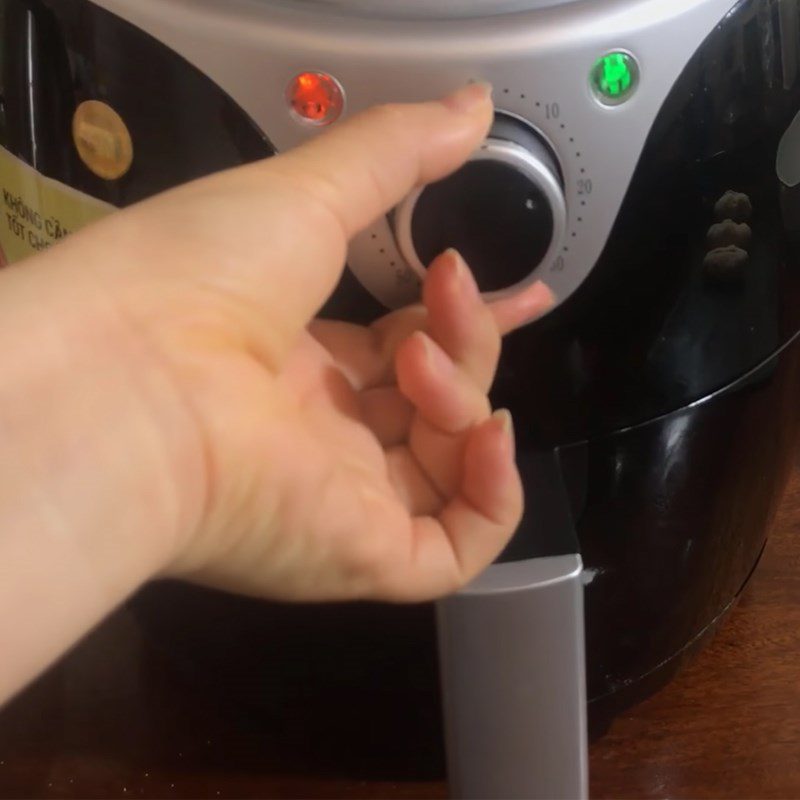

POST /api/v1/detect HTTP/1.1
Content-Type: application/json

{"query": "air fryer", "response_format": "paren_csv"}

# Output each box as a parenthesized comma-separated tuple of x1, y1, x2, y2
(2, 0, 800, 797)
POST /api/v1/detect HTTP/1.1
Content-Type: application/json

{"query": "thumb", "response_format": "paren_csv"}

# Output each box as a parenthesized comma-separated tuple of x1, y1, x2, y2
(89, 83, 494, 362)
(271, 81, 494, 240)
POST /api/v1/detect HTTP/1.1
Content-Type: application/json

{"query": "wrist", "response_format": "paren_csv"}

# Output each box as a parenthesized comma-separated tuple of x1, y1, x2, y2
(0, 259, 206, 595)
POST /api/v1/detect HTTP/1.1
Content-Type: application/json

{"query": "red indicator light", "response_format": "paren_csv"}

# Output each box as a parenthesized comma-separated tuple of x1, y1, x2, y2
(287, 72, 344, 126)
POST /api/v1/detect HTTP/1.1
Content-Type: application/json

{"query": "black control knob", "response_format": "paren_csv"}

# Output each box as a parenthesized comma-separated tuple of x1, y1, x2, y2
(395, 113, 566, 295)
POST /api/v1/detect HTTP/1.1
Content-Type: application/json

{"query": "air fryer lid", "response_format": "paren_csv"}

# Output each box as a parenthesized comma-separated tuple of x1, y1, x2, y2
(266, 0, 581, 18)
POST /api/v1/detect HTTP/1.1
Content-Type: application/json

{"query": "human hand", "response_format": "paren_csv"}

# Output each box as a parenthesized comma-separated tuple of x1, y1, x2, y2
(3, 84, 552, 612)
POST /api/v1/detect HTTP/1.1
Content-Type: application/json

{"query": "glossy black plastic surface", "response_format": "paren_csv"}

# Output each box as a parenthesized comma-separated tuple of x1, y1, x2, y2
(0, 0, 273, 205)
(496, 0, 800, 696)
(491, 0, 800, 447)
(497, 0, 800, 557)
(576, 340, 800, 699)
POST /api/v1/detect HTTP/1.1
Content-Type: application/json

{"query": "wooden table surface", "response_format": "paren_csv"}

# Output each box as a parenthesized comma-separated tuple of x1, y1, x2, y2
(1, 455, 799, 800)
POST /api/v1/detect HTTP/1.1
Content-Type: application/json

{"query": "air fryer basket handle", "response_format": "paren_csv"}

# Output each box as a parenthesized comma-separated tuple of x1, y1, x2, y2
(437, 554, 588, 800)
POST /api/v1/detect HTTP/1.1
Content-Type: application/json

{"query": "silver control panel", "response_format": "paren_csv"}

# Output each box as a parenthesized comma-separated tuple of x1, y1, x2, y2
(87, 0, 737, 314)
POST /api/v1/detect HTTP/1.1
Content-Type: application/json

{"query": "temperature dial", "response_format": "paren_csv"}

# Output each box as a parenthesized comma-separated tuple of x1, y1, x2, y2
(395, 113, 566, 296)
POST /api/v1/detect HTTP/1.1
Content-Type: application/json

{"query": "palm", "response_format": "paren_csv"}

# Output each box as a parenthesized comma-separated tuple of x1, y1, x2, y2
(284, 326, 439, 519)
(187, 254, 530, 602)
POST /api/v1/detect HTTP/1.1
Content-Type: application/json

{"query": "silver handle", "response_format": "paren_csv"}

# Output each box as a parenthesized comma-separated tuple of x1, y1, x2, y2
(437, 554, 588, 800)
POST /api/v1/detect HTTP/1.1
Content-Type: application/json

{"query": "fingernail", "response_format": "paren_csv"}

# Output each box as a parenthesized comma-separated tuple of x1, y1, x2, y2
(444, 248, 464, 277)
(493, 409, 515, 454)
(524, 280, 556, 311)
(441, 81, 493, 114)
(415, 331, 453, 376)
(445, 248, 480, 302)
(533, 280, 556, 305)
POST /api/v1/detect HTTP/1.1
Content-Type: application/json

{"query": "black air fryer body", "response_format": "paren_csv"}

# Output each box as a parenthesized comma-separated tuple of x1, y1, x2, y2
(2, 0, 800, 790)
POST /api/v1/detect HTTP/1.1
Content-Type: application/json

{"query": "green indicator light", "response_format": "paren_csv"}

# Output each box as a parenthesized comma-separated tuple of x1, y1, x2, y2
(591, 51, 639, 105)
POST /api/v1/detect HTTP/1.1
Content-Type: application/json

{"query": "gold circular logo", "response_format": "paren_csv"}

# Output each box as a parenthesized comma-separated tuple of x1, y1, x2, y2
(72, 100, 134, 181)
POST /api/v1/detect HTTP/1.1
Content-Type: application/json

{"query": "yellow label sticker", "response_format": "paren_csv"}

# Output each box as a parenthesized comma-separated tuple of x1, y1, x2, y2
(0, 146, 114, 266)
